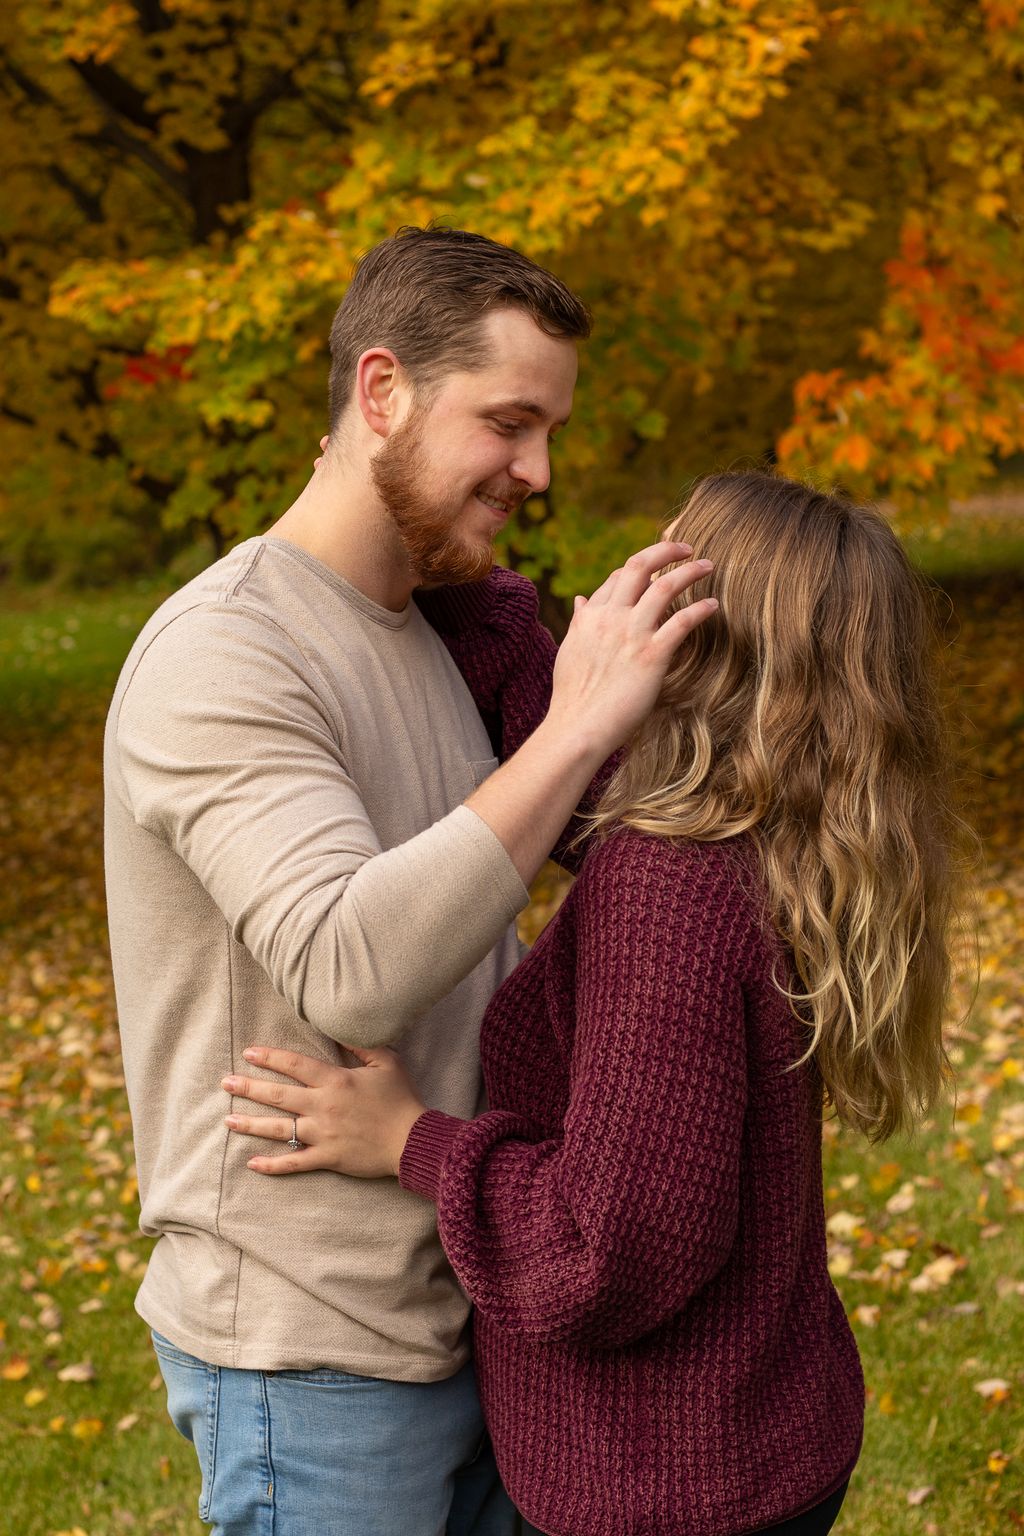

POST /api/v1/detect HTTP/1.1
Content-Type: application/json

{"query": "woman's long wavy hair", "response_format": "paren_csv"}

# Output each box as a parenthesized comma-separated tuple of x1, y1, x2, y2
(588, 470, 963, 1141)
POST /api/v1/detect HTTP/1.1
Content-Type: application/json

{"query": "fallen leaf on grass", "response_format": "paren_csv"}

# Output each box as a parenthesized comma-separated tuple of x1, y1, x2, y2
(988, 1450, 1011, 1474)
(24, 1387, 47, 1406)
(115, 1412, 139, 1432)
(907, 1486, 934, 1506)
(70, 1416, 103, 1439)
(57, 1360, 96, 1383)
(909, 1254, 965, 1292)
(975, 1378, 1012, 1401)
(827, 1246, 852, 1277)
(826, 1211, 862, 1239)
(854, 1305, 881, 1327)
(886, 1182, 916, 1215)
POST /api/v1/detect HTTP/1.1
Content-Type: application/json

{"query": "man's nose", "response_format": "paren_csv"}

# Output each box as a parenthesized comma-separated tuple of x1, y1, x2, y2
(509, 441, 551, 495)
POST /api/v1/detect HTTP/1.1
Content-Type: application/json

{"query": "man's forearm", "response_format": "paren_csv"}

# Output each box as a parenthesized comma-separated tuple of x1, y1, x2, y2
(465, 715, 605, 888)
(463, 543, 717, 886)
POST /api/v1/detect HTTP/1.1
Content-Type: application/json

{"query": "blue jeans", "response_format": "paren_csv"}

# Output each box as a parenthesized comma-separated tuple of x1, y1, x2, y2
(152, 1330, 517, 1536)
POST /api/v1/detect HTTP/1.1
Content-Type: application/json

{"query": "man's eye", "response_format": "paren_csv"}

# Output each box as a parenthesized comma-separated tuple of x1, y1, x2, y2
(492, 419, 520, 433)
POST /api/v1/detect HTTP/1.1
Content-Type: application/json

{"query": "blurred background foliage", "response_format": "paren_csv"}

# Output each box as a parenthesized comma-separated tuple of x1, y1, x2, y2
(2, 0, 1023, 598)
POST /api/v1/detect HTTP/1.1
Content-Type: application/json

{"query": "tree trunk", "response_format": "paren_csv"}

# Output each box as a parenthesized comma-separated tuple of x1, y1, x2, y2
(185, 135, 253, 243)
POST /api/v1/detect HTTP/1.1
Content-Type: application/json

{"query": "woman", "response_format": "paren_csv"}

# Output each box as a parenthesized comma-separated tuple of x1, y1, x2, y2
(224, 471, 959, 1536)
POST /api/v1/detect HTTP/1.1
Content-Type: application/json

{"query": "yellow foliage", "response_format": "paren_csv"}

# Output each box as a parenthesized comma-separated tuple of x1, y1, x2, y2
(2, 0, 1022, 582)
(70, 1417, 104, 1439)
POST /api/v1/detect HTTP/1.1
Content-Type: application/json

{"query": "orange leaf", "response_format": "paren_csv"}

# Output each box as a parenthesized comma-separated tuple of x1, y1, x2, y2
(833, 435, 873, 472)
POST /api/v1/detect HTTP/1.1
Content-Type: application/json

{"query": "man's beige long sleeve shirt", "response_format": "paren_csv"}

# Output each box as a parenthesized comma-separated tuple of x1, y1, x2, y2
(104, 536, 528, 1380)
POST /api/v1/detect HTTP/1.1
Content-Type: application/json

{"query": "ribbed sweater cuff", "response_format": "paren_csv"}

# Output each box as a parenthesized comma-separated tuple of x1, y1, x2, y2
(398, 1110, 468, 1202)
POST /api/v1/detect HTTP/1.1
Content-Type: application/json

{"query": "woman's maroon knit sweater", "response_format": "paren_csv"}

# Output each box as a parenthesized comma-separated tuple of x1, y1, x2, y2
(410, 573, 865, 1536)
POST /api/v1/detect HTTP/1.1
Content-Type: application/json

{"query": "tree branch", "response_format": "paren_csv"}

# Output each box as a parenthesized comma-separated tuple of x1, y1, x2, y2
(1, 56, 51, 107)
(226, 71, 299, 136)
(83, 117, 188, 203)
(71, 57, 159, 132)
(48, 163, 105, 224)
(1, 400, 35, 427)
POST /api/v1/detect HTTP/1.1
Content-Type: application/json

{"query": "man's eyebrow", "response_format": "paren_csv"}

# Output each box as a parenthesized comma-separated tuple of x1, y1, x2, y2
(484, 398, 571, 428)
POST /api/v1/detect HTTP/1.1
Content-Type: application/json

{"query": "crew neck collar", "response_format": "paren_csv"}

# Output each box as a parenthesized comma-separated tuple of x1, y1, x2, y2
(260, 537, 414, 630)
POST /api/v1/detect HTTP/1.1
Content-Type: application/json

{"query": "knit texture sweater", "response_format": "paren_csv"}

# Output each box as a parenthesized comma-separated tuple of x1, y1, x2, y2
(409, 572, 866, 1536)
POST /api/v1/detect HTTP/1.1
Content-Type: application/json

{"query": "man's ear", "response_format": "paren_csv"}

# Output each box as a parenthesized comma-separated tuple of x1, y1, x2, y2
(355, 347, 404, 439)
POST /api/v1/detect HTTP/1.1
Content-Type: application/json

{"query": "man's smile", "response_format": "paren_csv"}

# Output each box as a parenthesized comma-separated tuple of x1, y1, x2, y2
(474, 490, 519, 519)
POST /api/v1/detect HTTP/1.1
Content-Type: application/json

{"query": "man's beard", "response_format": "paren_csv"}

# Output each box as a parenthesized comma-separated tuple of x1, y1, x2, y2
(370, 411, 511, 587)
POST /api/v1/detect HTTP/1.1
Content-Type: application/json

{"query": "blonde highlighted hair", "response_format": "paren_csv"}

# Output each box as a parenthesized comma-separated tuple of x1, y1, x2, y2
(588, 470, 961, 1141)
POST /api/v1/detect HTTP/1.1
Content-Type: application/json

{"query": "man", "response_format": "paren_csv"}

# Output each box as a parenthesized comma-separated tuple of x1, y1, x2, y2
(105, 226, 714, 1534)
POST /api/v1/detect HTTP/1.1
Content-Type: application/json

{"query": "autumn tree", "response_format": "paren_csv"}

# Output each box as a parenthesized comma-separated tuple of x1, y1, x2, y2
(1, 0, 372, 579)
(3, 0, 1023, 595)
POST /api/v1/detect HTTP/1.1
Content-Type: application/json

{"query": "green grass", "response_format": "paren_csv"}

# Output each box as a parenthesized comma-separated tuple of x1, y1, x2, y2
(1, 535, 1022, 1535)
(0, 581, 203, 1532)
(0, 584, 174, 730)
(903, 514, 1024, 581)
(814, 1073, 1024, 1534)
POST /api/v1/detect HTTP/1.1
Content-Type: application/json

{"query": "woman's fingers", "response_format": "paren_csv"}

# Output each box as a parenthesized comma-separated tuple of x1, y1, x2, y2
(225, 1112, 297, 1142)
(587, 542, 695, 608)
(634, 559, 714, 624)
(222, 1071, 310, 1115)
(241, 1046, 334, 1085)
(246, 1148, 327, 1175)
(652, 597, 720, 657)
(225, 1110, 340, 1174)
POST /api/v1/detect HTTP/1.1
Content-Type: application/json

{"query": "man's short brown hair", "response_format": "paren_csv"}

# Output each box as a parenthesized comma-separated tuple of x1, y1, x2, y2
(327, 226, 591, 430)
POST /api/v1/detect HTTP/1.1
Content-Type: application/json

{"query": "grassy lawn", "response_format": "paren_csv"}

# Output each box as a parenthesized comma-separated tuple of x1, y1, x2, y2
(0, 522, 1022, 1535)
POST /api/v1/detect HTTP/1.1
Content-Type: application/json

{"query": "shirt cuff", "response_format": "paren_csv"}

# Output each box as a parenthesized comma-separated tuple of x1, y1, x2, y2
(453, 804, 530, 917)
(398, 1110, 469, 1202)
